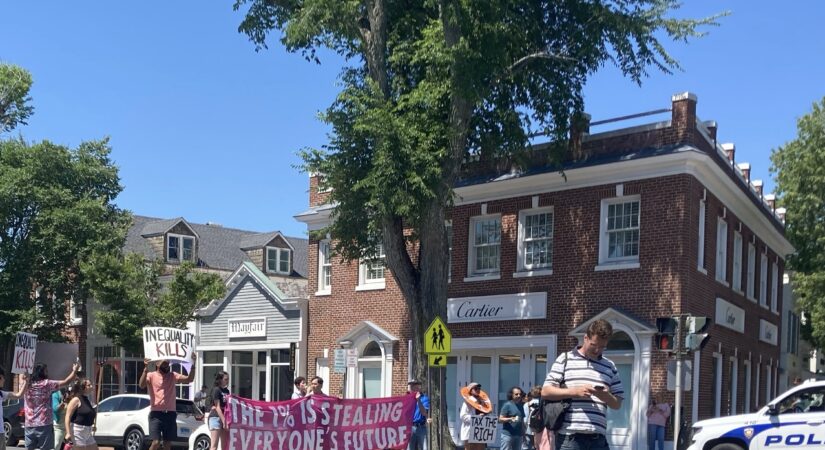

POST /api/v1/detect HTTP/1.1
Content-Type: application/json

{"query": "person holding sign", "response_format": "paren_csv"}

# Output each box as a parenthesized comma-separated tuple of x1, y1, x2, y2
(0, 365, 29, 450)
(23, 361, 80, 450)
(139, 357, 196, 450)
(459, 382, 491, 450)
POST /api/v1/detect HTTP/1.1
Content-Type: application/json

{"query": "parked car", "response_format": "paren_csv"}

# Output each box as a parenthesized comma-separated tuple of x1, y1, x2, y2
(2, 397, 25, 446)
(94, 394, 203, 450)
(188, 422, 210, 450)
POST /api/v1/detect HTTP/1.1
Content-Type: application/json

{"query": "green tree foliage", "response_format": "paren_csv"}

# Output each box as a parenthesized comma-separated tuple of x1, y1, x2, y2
(771, 97, 825, 348)
(0, 138, 127, 343)
(82, 255, 226, 354)
(0, 64, 34, 133)
(234, 1, 721, 444)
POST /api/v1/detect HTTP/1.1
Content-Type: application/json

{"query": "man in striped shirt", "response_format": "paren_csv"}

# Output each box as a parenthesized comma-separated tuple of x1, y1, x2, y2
(542, 319, 624, 450)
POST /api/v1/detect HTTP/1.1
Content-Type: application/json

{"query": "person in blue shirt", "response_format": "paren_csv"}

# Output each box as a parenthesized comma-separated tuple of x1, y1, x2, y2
(407, 379, 430, 450)
(498, 386, 526, 450)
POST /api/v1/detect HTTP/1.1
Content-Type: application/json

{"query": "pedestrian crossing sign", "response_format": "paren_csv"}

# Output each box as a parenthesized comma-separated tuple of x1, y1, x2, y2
(424, 316, 451, 354)
(429, 354, 447, 367)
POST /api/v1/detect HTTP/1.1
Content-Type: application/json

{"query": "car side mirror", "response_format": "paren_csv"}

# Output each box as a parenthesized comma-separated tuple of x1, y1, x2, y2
(767, 403, 779, 415)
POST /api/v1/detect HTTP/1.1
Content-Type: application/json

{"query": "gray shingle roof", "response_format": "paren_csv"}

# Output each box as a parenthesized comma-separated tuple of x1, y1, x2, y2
(125, 215, 307, 278)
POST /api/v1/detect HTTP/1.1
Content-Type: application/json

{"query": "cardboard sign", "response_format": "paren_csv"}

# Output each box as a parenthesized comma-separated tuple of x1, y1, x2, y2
(468, 415, 498, 444)
(225, 393, 417, 450)
(142, 327, 196, 362)
(12, 332, 37, 374)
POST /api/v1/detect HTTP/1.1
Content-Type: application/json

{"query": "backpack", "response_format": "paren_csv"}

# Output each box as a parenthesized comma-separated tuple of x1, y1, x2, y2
(540, 352, 570, 431)
(528, 401, 544, 432)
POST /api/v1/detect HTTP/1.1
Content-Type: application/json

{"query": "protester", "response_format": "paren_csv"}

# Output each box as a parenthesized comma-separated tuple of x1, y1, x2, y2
(0, 365, 28, 450)
(542, 319, 624, 450)
(308, 376, 324, 396)
(194, 385, 208, 411)
(292, 377, 307, 399)
(139, 357, 196, 450)
(526, 386, 552, 450)
(459, 382, 489, 450)
(23, 361, 79, 450)
(51, 388, 68, 450)
(646, 392, 671, 450)
(523, 389, 535, 450)
(208, 371, 230, 450)
(64, 378, 97, 450)
(407, 379, 429, 450)
(499, 386, 525, 450)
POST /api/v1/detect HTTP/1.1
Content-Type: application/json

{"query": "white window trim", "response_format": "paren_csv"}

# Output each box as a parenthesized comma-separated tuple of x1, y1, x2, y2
(770, 263, 778, 314)
(755, 362, 761, 408)
(743, 360, 752, 413)
(729, 357, 738, 415)
(746, 243, 756, 302)
(69, 297, 82, 326)
(765, 363, 772, 402)
(697, 200, 706, 274)
(357, 244, 386, 290)
(467, 214, 502, 278)
(759, 253, 768, 309)
(266, 246, 292, 275)
(167, 233, 195, 263)
(516, 206, 554, 273)
(598, 195, 641, 267)
(732, 232, 743, 293)
(713, 352, 723, 417)
(715, 218, 728, 285)
(316, 240, 332, 296)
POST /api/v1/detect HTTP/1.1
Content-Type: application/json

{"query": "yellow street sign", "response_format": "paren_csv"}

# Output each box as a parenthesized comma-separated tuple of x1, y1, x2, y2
(429, 354, 447, 367)
(424, 316, 451, 354)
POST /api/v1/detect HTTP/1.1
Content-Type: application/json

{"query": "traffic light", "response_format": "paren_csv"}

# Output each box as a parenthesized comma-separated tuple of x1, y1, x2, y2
(655, 317, 679, 352)
(685, 316, 711, 351)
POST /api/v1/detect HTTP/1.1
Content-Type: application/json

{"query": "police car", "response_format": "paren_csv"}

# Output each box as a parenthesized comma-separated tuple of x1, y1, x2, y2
(688, 379, 825, 450)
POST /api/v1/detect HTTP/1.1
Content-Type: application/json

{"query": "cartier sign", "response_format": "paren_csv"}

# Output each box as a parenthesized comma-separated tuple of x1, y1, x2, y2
(447, 292, 547, 323)
(759, 319, 778, 346)
(715, 298, 744, 333)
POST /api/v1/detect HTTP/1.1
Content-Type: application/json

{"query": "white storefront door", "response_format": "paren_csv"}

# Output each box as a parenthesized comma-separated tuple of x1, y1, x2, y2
(605, 354, 634, 449)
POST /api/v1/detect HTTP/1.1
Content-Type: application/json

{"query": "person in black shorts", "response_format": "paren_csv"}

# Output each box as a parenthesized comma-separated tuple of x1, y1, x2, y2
(139, 357, 196, 450)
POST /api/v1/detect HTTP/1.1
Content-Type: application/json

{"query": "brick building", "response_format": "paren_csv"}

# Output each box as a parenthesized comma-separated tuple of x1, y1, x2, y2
(294, 93, 793, 449)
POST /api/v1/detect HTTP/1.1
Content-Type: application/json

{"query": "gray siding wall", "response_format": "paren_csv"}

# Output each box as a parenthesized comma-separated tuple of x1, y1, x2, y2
(199, 277, 300, 346)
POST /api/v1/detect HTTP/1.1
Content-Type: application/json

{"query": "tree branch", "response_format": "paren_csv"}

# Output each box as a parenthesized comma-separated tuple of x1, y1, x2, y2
(509, 50, 577, 73)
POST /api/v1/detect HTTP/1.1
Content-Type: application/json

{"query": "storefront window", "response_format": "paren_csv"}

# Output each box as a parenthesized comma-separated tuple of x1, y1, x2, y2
(171, 363, 190, 399)
(202, 351, 225, 392)
(470, 356, 492, 409)
(606, 363, 632, 430)
(607, 331, 634, 351)
(534, 354, 548, 388)
(498, 355, 520, 405)
(361, 368, 381, 398)
(124, 360, 146, 394)
(232, 351, 254, 399)
(270, 349, 293, 401)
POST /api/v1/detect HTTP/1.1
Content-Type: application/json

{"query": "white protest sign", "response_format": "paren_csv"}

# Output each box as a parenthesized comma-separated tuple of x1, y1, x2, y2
(469, 415, 498, 444)
(143, 327, 196, 362)
(12, 332, 37, 374)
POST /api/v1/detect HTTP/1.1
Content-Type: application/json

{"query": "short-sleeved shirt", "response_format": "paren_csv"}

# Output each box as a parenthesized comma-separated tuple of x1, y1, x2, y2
(544, 347, 624, 435)
(146, 371, 177, 412)
(208, 387, 230, 418)
(24, 379, 60, 427)
(412, 393, 430, 424)
(647, 403, 671, 427)
(0, 390, 10, 434)
(499, 400, 525, 436)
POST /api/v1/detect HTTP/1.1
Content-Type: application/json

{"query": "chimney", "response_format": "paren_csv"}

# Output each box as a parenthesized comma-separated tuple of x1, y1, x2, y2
(703, 120, 717, 142)
(752, 179, 764, 197)
(764, 193, 776, 211)
(737, 162, 751, 182)
(569, 112, 591, 159)
(776, 207, 787, 223)
(671, 92, 698, 142)
(721, 143, 735, 163)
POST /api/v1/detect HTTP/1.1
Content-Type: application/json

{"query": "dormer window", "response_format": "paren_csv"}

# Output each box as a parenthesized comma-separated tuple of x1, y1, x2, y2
(168, 234, 195, 262)
(266, 247, 291, 275)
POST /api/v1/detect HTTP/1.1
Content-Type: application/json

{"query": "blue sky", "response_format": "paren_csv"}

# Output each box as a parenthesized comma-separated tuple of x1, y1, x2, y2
(2, 2, 823, 238)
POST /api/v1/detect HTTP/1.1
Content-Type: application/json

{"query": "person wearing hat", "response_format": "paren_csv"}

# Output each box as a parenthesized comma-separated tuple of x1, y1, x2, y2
(407, 379, 429, 450)
(460, 382, 490, 450)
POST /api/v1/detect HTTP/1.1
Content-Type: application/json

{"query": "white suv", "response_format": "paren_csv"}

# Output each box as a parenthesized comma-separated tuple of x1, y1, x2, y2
(687, 380, 825, 450)
(94, 394, 203, 450)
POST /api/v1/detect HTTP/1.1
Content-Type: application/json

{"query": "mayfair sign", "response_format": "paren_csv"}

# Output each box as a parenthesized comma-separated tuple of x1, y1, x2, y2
(228, 318, 267, 338)
(447, 292, 547, 323)
(715, 298, 745, 333)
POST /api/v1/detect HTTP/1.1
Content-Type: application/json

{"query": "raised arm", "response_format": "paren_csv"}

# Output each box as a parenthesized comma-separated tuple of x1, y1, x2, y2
(8, 373, 28, 399)
(58, 362, 80, 388)
(139, 358, 151, 389)
(175, 354, 197, 384)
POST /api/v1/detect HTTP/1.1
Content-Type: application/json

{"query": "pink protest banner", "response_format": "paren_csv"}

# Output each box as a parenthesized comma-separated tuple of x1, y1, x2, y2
(225, 393, 417, 450)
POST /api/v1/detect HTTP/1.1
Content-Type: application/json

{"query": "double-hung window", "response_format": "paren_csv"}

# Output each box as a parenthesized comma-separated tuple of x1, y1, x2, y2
(759, 253, 768, 308)
(167, 234, 195, 263)
(358, 243, 386, 289)
(732, 232, 743, 292)
(746, 243, 756, 301)
(716, 219, 728, 283)
(317, 241, 332, 294)
(469, 216, 501, 277)
(266, 247, 291, 275)
(517, 208, 553, 273)
(598, 196, 640, 267)
(770, 263, 778, 313)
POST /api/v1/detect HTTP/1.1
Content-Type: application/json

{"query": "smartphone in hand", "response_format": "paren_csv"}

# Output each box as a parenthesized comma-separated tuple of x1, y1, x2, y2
(593, 385, 605, 391)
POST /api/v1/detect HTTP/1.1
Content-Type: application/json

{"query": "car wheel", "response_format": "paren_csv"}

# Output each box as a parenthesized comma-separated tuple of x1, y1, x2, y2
(124, 427, 145, 450)
(3, 420, 11, 438)
(3, 421, 18, 446)
(194, 434, 211, 450)
(710, 443, 744, 450)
